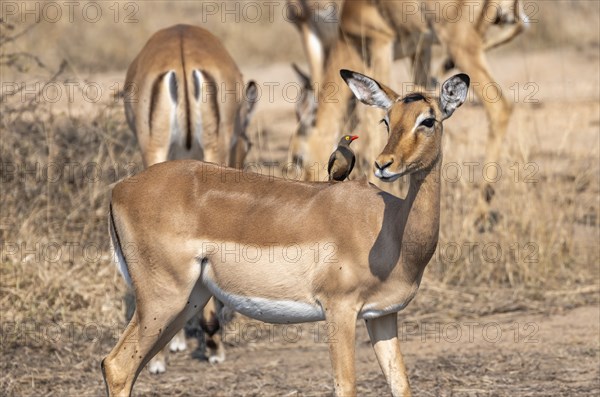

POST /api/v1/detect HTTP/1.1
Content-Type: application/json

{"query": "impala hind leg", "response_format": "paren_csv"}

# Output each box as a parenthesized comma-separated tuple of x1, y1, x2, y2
(102, 281, 212, 397)
(446, 36, 512, 228)
(365, 313, 411, 397)
(200, 297, 226, 364)
(124, 289, 188, 375)
(124, 289, 169, 374)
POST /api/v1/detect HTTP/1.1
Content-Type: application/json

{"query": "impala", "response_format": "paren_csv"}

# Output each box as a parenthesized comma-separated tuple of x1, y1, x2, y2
(288, 0, 527, 88)
(288, 0, 526, 218)
(123, 24, 257, 373)
(102, 70, 469, 396)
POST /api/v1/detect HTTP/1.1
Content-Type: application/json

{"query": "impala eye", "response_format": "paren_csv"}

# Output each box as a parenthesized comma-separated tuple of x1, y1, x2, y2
(420, 118, 435, 128)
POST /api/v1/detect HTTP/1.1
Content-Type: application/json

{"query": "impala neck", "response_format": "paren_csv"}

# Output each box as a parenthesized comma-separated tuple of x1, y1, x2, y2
(397, 153, 442, 267)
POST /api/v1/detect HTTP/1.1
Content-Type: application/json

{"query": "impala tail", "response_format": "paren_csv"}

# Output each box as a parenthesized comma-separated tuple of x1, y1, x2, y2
(146, 66, 216, 162)
(108, 202, 132, 287)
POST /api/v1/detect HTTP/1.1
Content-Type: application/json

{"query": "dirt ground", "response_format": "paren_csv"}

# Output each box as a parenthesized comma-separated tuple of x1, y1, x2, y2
(1, 18, 599, 397)
(107, 305, 600, 397)
(2, 296, 598, 396)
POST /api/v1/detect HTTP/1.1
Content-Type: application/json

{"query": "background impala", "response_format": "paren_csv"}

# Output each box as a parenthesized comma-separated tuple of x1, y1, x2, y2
(1, 1, 598, 396)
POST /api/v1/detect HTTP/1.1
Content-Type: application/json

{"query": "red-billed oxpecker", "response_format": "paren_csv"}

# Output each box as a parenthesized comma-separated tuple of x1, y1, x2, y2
(327, 135, 358, 181)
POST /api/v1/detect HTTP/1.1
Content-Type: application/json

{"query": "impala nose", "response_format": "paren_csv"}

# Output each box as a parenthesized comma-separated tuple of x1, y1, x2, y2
(375, 156, 394, 171)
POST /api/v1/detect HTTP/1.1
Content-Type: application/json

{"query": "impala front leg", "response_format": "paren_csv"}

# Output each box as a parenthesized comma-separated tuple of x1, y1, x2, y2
(365, 313, 411, 397)
(324, 303, 359, 397)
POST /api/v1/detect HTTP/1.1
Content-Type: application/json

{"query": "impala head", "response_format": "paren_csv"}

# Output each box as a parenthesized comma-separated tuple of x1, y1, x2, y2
(340, 69, 469, 182)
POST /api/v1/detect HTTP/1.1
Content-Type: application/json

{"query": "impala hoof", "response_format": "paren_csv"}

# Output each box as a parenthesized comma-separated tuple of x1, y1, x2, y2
(169, 337, 187, 352)
(208, 353, 225, 364)
(474, 210, 501, 233)
(148, 360, 166, 374)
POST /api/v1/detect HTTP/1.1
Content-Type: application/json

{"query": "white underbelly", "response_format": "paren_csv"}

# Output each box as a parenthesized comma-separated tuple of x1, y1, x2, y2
(359, 302, 410, 319)
(202, 272, 325, 324)
(203, 277, 413, 323)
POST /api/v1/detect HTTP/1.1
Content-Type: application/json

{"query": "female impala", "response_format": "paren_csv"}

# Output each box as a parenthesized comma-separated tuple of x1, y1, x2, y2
(102, 70, 470, 397)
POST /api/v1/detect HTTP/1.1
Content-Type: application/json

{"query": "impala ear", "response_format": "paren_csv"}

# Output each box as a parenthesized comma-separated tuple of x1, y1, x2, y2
(440, 73, 470, 120)
(242, 81, 258, 131)
(340, 69, 397, 110)
(245, 80, 258, 115)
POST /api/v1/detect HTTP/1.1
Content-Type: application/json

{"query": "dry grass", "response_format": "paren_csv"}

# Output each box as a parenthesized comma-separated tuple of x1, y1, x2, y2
(0, 4, 599, 396)
(0, 20, 136, 353)
(0, 1, 305, 77)
(523, 1, 600, 50)
(431, 145, 599, 288)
